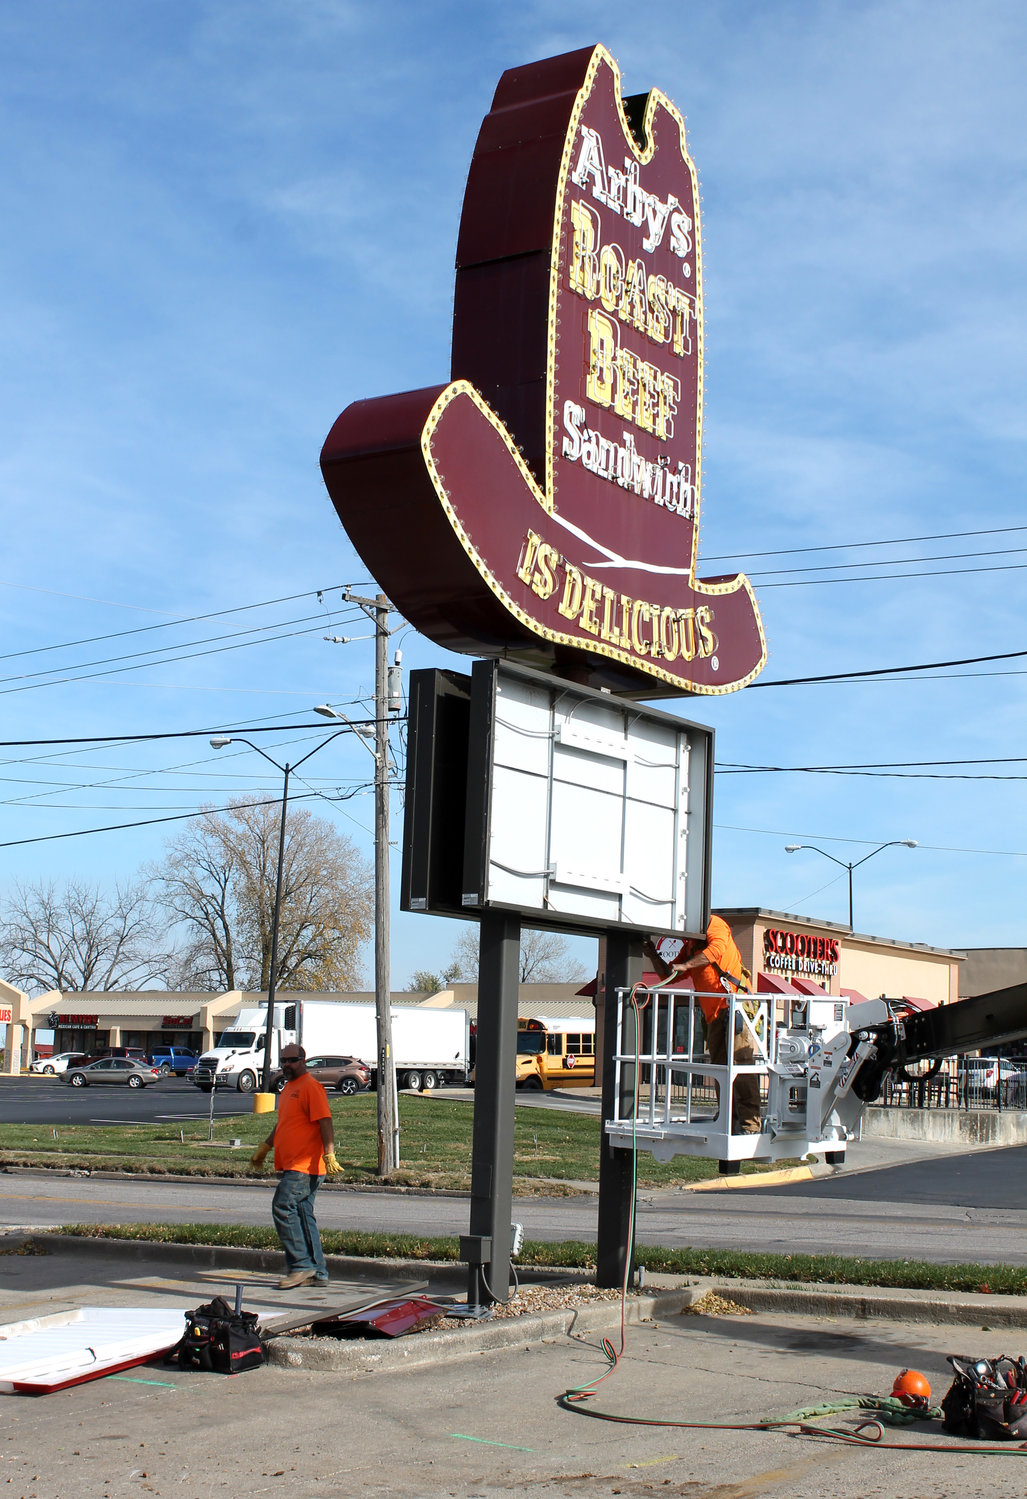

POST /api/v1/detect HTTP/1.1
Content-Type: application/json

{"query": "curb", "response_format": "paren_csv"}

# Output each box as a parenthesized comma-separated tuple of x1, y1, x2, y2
(266, 1290, 692, 1374)
(0, 1164, 471, 1198)
(683, 1166, 814, 1192)
(19, 1232, 470, 1285)
(704, 1278, 1027, 1330)
(19, 1234, 1027, 1334)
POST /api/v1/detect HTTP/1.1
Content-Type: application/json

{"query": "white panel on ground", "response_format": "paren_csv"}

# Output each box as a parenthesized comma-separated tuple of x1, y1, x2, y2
(0, 1308, 188, 1394)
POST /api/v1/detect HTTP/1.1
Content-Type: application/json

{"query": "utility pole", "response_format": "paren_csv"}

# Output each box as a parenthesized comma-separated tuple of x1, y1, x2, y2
(344, 589, 399, 1176)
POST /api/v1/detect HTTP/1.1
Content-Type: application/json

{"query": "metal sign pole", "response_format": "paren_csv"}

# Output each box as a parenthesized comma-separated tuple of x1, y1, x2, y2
(597, 930, 642, 1288)
(464, 909, 521, 1306)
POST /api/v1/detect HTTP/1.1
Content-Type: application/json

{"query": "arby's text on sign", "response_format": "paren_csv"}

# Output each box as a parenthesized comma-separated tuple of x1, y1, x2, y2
(321, 44, 766, 697)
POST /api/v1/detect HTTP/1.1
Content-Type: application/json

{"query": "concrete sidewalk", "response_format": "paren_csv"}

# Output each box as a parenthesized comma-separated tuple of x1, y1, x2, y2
(3, 1233, 1027, 1499)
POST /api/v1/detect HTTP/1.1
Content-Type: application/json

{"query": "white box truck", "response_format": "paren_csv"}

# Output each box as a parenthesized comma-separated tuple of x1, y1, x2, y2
(191, 1000, 469, 1093)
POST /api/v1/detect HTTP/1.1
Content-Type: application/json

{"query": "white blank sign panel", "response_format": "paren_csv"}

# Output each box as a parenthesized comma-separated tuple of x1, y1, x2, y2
(472, 666, 711, 935)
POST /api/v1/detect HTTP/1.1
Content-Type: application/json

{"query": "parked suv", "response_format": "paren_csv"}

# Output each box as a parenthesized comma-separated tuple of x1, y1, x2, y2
(92, 1047, 147, 1062)
(149, 1046, 198, 1076)
(270, 1055, 370, 1095)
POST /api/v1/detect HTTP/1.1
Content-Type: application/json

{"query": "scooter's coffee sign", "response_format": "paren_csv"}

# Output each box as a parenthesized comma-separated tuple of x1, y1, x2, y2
(763, 928, 840, 980)
(321, 45, 765, 696)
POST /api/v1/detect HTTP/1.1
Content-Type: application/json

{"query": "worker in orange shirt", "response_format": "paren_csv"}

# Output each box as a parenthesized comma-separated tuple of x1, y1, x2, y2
(249, 1045, 343, 1288)
(643, 914, 761, 1134)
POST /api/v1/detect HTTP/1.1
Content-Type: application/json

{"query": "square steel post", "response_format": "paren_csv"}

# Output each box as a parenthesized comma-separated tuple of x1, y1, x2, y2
(596, 930, 643, 1288)
(465, 909, 521, 1306)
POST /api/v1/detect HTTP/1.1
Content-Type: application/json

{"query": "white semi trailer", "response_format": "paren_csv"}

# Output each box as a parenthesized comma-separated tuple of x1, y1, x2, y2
(191, 1000, 470, 1093)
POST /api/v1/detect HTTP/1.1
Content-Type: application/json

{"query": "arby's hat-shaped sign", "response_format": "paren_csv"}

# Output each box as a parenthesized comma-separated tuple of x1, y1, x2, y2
(321, 44, 766, 697)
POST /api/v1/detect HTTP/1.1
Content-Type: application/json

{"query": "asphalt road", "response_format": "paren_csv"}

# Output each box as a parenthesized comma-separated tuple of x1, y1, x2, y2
(4, 1138, 1027, 1266)
(0, 1074, 261, 1125)
(0, 1076, 596, 1126)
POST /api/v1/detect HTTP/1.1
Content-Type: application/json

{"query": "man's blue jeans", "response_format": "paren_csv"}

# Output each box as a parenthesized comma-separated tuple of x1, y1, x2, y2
(271, 1171, 327, 1277)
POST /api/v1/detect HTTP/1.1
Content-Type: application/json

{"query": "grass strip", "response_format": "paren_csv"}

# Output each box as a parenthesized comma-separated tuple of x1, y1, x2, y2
(0, 1094, 794, 1189)
(49, 1222, 1027, 1295)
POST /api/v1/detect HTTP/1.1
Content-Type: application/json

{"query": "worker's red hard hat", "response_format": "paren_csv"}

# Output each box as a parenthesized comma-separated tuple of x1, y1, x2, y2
(892, 1369, 932, 1407)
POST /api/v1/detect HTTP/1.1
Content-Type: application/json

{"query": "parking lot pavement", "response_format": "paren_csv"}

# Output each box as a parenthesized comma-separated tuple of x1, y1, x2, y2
(3, 1236, 1027, 1497)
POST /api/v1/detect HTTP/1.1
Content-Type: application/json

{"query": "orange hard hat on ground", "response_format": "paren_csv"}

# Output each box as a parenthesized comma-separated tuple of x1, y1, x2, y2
(892, 1369, 932, 1406)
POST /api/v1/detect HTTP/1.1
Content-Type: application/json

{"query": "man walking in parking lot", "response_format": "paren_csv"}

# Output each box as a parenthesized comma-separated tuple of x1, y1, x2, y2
(249, 1045, 343, 1288)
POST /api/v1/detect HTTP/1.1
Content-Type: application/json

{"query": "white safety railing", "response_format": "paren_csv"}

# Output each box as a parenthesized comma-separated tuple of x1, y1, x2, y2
(607, 983, 771, 1159)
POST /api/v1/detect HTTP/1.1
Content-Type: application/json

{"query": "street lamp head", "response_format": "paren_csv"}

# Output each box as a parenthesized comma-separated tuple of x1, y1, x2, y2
(902, 839, 918, 848)
(784, 844, 803, 853)
(314, 704, 341, 720)
(209, 736, 232, 749)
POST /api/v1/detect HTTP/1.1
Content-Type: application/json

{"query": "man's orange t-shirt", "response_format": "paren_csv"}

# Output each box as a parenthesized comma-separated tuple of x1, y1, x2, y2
(689, 915, 746, 1023)
(273, 1071, 332, 1175)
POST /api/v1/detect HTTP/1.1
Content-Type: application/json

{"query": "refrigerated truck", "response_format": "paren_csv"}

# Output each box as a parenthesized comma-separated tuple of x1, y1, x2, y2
(190, 1000, 470, 1093)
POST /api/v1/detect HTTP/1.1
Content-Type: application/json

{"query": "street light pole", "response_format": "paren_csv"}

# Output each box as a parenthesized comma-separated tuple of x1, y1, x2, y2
(263, 760, 291, 1091)
(784, 839, 918, 930)
(209, 727, 350, 1097)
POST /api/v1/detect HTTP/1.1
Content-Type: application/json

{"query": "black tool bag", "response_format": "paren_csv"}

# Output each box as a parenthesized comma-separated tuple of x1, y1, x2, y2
(168, 1296, 264, 1375)
(942, 1355, 1027, 1440)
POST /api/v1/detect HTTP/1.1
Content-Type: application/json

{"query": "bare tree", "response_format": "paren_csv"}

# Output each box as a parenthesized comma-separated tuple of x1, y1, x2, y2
(154, 799, 373, 993)
(0, 879, 170, 993)
(449, 925, 587, 984)
(158, 812, 242, 991)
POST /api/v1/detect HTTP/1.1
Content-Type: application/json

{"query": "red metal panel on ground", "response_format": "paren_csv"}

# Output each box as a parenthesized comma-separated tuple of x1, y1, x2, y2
(312, 1297, 444, 1340)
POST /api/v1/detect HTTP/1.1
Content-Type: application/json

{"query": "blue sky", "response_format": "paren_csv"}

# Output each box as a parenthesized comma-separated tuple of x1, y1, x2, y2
(0, 0, 1024, 989)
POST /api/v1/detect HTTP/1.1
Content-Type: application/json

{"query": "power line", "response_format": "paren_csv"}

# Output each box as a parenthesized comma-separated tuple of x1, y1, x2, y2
(716, 756, 1027, 779)
(748, 545, 1027, 579)
(755, 560, 1027, 588)
(749, 647, 1027, 689)
(721, 756, 1027, 769)
(0, 785, 375, 851)
(0, 620, 353, 698)
(779, 669, 1027, 683)
(0, 722, 377, 748)
(714, 823, 1027, 858)
(719, 767, 1027, 780)
(0, 696, 372, 773)
(0, 585, 353, 664)
(703, 523, 1027, 563)
(0, 610, 355, 687)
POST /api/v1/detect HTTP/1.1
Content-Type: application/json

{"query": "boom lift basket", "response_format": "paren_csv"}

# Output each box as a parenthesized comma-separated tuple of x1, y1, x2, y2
(604, 983, 861, 1164)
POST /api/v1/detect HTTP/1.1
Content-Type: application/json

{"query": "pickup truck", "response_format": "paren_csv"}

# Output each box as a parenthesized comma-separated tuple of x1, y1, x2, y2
(149, 1046, 198, 1077)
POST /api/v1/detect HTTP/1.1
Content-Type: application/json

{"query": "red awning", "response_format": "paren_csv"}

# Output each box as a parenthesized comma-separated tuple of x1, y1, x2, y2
(576, 970, 697, 998)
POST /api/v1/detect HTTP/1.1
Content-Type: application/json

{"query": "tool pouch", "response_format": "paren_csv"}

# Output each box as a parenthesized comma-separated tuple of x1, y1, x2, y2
(942, 1355, 1027, 1440)
(209, 1310, 264, 1374)
(167, 1296, 264, 1375)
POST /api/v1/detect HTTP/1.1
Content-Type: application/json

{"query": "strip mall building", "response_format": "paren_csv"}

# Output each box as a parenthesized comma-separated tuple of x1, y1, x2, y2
(1, 905, 965, 1075)
(716, 908, 961, 1006)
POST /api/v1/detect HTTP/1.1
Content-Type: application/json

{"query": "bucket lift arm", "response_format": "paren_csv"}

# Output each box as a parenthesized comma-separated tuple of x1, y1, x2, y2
(846, 981, 1027, 1104)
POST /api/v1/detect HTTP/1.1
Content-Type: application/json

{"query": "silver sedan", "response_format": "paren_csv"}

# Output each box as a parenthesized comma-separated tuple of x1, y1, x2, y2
(63, 1058, 162, 1089)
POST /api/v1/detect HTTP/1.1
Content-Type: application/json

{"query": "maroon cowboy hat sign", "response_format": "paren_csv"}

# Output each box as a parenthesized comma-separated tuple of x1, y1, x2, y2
(321, 44, 766, 698)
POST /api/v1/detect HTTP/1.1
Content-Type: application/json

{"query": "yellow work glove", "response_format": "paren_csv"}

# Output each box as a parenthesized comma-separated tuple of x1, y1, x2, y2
(250, 1140, 271, 1170)
(323, 1150, 342, 1177)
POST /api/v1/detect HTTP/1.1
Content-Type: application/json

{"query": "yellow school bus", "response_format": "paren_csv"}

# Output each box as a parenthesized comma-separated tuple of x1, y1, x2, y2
(516, 1016, 596, 1090)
